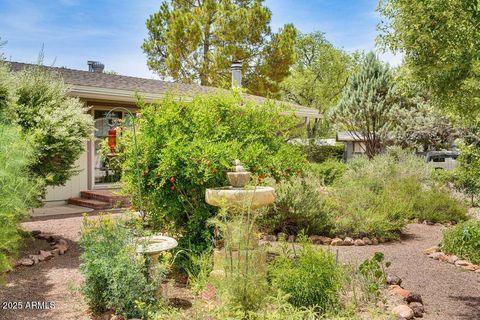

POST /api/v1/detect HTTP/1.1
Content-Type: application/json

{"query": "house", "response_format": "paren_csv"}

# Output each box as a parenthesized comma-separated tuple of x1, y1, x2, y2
(336, 131, 367, 161)
(9, 61, 320, 209)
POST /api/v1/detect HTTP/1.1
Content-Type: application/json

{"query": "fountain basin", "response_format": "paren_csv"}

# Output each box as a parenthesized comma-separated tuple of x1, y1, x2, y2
(205, 186, 275, 209)
(136, 235, 178, 256)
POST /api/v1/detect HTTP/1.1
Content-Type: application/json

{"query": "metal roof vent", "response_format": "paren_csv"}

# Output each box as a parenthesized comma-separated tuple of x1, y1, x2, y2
(231, 60, 242, 88)
(87, 61, 105, 73)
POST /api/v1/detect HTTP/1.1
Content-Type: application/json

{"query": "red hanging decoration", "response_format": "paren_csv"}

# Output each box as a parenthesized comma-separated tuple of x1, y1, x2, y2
(108, 127, 117, 153)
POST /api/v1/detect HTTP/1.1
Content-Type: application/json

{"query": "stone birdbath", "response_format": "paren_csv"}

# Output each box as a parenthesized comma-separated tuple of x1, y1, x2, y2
(205, 160, 275, 209)
(136, 235, 178, 280)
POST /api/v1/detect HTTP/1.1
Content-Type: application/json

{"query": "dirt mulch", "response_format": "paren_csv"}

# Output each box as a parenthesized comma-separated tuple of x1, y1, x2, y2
(1, 215, 479, 320)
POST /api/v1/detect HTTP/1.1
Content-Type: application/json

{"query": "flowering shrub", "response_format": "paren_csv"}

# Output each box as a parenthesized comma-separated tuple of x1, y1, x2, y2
(122, 92, 307, 257)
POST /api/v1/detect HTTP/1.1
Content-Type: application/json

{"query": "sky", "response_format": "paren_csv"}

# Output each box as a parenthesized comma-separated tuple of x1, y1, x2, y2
(0, 0, 402, 79)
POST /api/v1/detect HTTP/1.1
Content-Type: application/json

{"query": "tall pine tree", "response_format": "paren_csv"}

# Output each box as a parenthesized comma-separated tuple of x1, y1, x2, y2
(142, 0, 297, 98)
(331, 52, 399, 158)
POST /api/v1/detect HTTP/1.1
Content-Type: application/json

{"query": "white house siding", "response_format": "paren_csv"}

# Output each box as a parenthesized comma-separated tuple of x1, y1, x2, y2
(44, 145, 88, 204)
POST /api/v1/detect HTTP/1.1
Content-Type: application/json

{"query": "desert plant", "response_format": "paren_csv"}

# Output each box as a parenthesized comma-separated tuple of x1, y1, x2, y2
(269, 237, 343, 313)
(122, 92, 307, 257)
(328, 148, 467, 239)
(442, 220, 480, 265)
(79, 214, 162, 318)
(0, 124, 39, 283)
(184, 251, 213, 295)
(309, 160, 346, 186)
(261, 173, 331, 235)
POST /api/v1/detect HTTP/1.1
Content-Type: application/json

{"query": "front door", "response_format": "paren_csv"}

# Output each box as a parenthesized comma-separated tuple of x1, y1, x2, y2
(93, 110, 123, 187)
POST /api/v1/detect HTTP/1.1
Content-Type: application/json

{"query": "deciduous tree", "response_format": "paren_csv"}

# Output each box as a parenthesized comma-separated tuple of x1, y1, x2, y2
(378, 0, 480, 117)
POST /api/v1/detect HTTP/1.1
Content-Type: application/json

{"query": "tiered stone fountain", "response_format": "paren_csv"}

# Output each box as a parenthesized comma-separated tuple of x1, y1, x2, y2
(205, 160, 275, 208)
(205, 160, 276, 279)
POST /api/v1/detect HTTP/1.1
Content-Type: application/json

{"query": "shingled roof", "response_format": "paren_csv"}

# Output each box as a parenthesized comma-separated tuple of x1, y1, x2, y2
(8, 61, 320, 118)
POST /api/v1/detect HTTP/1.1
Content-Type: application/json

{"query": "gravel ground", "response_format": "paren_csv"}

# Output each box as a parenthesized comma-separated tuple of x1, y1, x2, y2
(323, 224, 480, 320)
(0, 216, 479, 320)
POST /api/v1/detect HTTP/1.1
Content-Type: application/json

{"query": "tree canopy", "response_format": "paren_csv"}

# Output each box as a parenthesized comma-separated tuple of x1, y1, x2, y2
(378, 0, 480, 118)
(281, 32, 353, 113)
(142, 0, 297, 97)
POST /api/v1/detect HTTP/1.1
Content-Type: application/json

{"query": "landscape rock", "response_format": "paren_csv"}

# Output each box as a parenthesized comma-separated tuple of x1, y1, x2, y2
(343, 237, 354, 245)
(39, 250, 52, 261)
(423, 220, 435, 225)
(406, 292, 423, 304)
(263, 234, 277, 242)
(462, 264, 477, 271)
(54, 243, 68, 255)
(362, 237, 372, 245)
(392, 305, 414, 319)
(455, 260, 470, 267)
(309, 235, 323, 244)
(51, 248, 60, 256)
(409, 302, 424, 317)
(371, 237, 379, 245)
(331, 238, 344, 246)
(423, 246, 440, 254)
(390, 285, 411, 298)
(319, 236, 332, 245)
(475, 269, 480, 273)
(354, 239, 365, 246)
(29, 255, 40, 264)
(287, 235, 296, 243)
(428, 252, 444, 260)
(447, 255, 459, 264)
(56, 239, 68, 246)
(18, 258, 34, 266)
(387, 275, 402, 286)
(379, 237, 387, 243)
(439, 254, 450, 263)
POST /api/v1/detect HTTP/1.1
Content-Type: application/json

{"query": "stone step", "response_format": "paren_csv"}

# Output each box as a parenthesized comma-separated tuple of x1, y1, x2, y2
(80, 190, 130, 206)
(67, 197, 112, 210)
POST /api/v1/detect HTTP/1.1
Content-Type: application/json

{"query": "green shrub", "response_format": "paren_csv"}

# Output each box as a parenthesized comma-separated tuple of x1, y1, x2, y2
(269, 239, 343, 313)
(260, 173, 331, 235)
(0, 124, 39, 283)
(442, 220, 480, 264)
(122, 92, 308, 256)
(11, 65, 93, 194)
(303, 143, 344, 163)
(328, 148, 467, 239)
(309, 160, 346, 186)
(79, 214, 161, 318)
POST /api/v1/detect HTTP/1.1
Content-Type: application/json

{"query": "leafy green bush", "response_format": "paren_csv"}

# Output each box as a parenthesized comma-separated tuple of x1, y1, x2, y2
(10, 65, 93, 193)
(79, 214, 161, 318)
(260, 173, 331, 235)
(122, 92, 307, 255)
(442, 220, 480, 264)
(269, 239, 343, 313)
(452, 143, 480, 205)
(303, 143, 344, 163)
(0, 124, 39, 282)
(309, 160, 346, 186)
(328, 149, 467, 239)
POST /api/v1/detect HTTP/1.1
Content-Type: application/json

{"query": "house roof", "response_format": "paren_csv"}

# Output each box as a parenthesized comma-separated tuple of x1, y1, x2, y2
(8, 61, 320, 118)
(336, 131, 367, 142)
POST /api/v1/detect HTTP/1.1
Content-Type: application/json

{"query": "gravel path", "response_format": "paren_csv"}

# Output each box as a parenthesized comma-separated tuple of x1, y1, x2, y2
(325, 224, 480, 320)
(1, 216, 479, 320)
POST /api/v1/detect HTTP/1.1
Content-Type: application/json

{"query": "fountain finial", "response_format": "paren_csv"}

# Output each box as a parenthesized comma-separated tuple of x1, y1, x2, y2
(234, 159, 245, 172)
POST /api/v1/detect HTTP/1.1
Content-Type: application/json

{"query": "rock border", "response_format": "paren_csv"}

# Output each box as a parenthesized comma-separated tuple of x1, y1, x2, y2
(16, 230, 69, 267)
(262, 233, 390, 246)
(424, 246, 480, 273)
(387, 275, 425, 319)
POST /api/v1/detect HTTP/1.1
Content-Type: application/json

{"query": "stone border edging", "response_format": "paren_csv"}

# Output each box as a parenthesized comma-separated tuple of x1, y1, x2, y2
(424, 246, 480, 273)
(387, 275, 425, 319)
(15, 230, 69, 267)
(262, 233, 390, 246)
